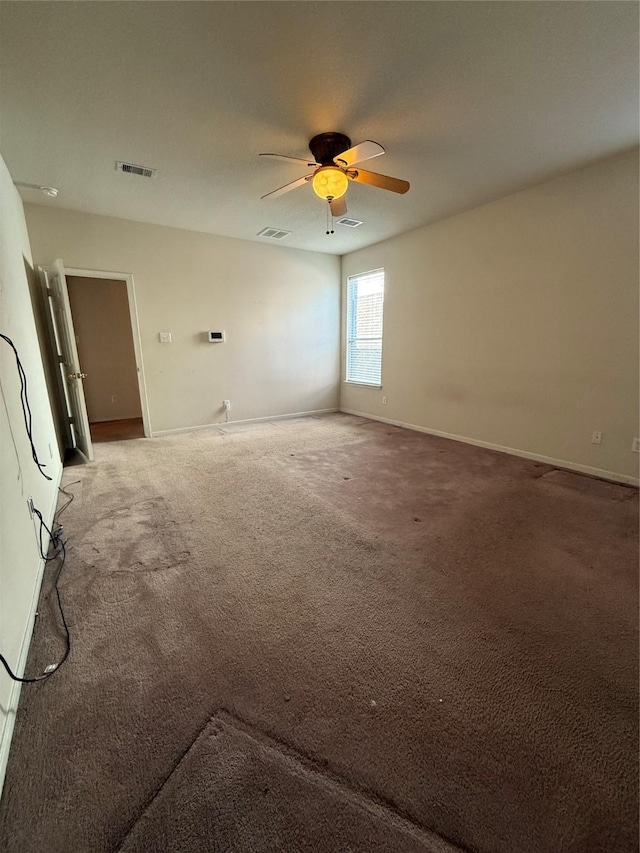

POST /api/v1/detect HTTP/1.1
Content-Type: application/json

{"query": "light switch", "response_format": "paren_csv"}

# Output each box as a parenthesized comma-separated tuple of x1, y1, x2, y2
(159, 331, 172, 343)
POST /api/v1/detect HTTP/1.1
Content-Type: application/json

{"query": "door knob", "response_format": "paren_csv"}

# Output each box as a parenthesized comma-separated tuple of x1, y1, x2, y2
(68, 372, 87, 379)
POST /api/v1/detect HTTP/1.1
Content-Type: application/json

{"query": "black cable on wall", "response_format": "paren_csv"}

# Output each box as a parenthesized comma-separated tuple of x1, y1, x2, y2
(0, 332, 71, 682)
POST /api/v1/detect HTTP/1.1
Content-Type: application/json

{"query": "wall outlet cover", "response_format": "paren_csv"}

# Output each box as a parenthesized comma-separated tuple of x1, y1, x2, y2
(159, 331, 172, 343)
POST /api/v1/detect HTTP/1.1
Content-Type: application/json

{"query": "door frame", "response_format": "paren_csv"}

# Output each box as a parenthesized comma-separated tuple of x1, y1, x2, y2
(65, 267, 152, 438)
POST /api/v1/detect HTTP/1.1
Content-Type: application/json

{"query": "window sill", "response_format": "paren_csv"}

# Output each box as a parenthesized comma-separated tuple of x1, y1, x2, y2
(343, 381, 382, 388)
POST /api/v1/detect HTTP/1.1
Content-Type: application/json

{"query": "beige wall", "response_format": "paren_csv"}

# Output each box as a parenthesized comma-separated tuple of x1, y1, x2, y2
(67, 276, 142, 422)
(0, 155, 62, 790)
(342, 150, 639, 483)
(24, 210, 341, 433)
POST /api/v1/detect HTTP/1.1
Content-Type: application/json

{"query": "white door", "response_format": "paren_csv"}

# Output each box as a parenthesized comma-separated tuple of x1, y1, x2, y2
(46, 259, 94, 461)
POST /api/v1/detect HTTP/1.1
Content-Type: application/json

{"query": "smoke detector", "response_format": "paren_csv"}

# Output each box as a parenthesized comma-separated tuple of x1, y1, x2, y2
(14, 182, 59, 197)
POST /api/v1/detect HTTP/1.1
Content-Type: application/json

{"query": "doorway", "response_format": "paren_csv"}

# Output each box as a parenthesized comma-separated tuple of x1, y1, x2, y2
(65, 271, 150, 443)
(66, 275, 144, 442)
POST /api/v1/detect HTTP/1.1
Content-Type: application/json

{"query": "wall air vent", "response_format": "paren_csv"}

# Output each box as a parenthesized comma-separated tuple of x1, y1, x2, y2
(116, 161, 158, 178)
(257, 227, 291, 240)
(337, 217, 363, 228)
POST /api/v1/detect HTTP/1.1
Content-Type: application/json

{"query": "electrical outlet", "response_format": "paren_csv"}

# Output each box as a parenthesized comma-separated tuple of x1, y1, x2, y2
(111, 395, 118, 403)
(159, 331, 172, 343)
(632, 438, 640, 453)
(382, 396, 387, 405)
(591, 431, 603, 445)
(223, 400, 231, 411)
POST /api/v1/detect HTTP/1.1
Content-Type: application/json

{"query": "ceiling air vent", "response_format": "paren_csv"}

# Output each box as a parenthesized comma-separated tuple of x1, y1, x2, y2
(257, 227, 291, 240)
(116, 161, 158, 178)
(337, 217, 363, 228)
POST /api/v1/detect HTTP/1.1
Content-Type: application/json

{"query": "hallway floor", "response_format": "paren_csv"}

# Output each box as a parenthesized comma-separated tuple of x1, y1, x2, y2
(90, 418, 144, 442)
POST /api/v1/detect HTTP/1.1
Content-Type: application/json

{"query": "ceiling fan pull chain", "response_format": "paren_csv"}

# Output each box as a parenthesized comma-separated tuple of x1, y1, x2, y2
(325, 202, 335, 235)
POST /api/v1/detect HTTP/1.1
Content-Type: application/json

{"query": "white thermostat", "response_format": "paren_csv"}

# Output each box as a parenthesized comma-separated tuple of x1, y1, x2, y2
(208, 330, 225, 342)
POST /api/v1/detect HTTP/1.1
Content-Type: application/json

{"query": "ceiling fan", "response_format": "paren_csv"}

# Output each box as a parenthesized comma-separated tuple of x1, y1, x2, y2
(259, 132, 410, 219)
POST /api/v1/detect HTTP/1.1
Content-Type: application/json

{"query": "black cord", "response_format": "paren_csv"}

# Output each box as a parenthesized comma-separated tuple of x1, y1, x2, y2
(0, 333, 52, 480)
(55, 481, 80, 521)
(32, 506, 63, 562)
(0, 332, 72, 682)
(0, 516, 71, 683)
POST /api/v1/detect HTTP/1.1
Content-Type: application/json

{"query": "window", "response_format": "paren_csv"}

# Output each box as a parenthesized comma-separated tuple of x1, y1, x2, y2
(346, 269, 384, 386)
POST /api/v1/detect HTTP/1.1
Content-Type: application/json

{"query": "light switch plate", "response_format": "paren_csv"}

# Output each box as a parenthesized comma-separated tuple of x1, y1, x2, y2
(159, 331, 172, 343)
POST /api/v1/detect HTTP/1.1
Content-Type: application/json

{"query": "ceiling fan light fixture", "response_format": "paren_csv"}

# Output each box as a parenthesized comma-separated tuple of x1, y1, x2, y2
(312, 166, 348, 201)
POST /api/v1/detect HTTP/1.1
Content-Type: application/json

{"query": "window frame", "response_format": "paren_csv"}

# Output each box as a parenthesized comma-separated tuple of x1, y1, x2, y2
(344, 268, 385, 388)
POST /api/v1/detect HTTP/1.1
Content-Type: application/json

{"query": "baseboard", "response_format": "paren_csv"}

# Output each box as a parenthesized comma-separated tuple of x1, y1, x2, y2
(340, 409, 639, 487)
(151, 408, 339, 438)
(0, 464, 63, 795)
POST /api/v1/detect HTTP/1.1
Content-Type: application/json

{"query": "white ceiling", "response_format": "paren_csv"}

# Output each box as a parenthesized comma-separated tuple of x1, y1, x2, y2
(1, 2, 637, 255)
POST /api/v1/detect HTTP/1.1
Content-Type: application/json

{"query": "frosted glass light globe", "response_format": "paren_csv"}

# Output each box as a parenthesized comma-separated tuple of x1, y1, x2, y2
(312, 167, 348, 200)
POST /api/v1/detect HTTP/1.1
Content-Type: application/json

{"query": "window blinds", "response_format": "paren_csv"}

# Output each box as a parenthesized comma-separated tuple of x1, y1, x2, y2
(346, 269, 384, 386)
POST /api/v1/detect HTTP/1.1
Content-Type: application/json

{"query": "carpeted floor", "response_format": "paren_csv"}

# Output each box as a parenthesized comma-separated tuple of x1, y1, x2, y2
(0, 414, 637, 853)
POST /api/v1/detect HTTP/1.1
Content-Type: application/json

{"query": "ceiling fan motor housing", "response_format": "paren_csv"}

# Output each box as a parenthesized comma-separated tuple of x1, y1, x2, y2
(309, 132, 352, 166)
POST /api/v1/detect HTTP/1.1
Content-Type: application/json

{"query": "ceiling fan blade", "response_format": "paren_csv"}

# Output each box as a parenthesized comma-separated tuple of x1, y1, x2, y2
(260, 153, 318, 167)
(329, 196, 347, 218)
(348, 168, 410, 194)
(333, 140, 385, 168)
(261, 174, 312, 200)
